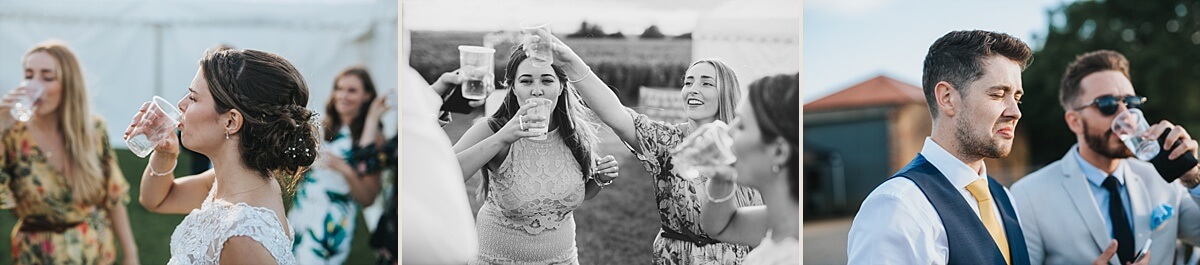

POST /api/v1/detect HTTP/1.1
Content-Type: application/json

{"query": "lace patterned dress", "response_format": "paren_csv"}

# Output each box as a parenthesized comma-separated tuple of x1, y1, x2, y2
(168, 180, 297, 264)
(626, 109, 764, 264)
(471, 130, 586, 264)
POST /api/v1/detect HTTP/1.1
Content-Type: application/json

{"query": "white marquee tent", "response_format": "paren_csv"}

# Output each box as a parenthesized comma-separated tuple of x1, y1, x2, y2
(692, 0, 799, 89)
(0, 0, 399, 148)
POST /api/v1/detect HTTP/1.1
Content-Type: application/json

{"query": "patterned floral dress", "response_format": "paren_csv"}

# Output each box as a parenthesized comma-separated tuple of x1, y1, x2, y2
(471, 130, 586, 264)
(0, 120, 130, 264)
(625, 109, 763, 264)
(288, 126, 359, 264)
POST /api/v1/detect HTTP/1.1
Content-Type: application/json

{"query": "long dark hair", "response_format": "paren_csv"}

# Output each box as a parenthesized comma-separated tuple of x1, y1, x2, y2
(477, 45, 600, 201)
(323, 66, 380, 144)
(199, 48, 319, 200)
(747, 73, 799, 199)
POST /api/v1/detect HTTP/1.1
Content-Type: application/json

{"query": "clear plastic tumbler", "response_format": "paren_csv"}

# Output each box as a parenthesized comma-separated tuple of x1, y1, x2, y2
(126, 96, 183, 158)
(670, 120, 737, 180)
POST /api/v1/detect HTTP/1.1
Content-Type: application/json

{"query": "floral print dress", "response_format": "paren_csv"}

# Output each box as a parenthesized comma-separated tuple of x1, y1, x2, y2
(625, 109, 763, 265)
(0, 120, 130, 264)
(288, 126, 359, 264)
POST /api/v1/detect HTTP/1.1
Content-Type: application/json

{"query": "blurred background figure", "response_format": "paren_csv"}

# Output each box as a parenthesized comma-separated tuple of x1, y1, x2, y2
(288, 66, 385, 264)
(0, 40, 139, 264)
(699, 73, 800, 264)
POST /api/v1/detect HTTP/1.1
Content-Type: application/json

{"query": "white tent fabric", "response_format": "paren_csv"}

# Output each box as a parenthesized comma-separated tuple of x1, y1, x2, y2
(692, 0, 799, 89)
(0, 0, 399, 148)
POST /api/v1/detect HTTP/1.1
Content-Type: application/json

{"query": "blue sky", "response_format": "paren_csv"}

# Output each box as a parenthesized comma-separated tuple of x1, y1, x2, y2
(804, 0, 1071, 102)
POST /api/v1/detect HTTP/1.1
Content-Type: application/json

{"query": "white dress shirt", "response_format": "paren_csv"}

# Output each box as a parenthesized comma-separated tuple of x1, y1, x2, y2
(847, 137, 1017, 265)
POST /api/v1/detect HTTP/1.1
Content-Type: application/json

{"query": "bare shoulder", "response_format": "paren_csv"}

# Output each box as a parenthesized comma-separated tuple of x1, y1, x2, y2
(219, 236, 277, 264)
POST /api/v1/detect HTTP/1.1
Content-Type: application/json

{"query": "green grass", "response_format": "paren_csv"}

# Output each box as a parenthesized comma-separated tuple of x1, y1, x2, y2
(0, 150, 382, 264)
(447, 111, 661, 264)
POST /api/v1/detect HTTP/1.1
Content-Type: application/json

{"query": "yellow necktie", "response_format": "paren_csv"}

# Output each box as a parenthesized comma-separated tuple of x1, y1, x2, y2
(966, 178, 1011, 265)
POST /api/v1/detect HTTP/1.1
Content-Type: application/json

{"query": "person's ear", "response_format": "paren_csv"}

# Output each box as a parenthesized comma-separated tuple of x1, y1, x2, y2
(934, 81, 959, 118)
(224, 109, 244, 137)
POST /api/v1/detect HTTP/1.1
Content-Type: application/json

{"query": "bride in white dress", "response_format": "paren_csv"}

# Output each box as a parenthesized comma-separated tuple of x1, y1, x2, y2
(125, 47, 318, 264)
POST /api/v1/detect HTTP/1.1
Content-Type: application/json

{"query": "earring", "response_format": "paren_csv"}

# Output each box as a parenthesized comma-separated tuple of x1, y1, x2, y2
(772, 165, 780, 173)
(225, 131, 230, 140)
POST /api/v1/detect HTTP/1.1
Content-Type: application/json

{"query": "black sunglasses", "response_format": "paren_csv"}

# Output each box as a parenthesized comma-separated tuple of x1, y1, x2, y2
(1073, 95, 1147, 116)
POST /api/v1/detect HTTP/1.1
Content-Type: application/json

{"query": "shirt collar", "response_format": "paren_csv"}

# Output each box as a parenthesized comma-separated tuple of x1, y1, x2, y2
(920, 137, 987, 190)
(1072, 145, 1127, 187)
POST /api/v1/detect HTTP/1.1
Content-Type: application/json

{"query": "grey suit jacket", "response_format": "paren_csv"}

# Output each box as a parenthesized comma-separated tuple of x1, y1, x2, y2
(1011, 146, 1200, 265)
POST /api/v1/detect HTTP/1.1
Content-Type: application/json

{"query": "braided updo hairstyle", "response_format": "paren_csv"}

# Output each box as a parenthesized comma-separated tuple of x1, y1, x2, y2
(199, 48, 320, 198)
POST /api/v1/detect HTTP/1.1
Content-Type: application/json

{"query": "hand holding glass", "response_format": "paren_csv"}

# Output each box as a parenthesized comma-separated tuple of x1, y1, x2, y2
(671, 120, 737, 180)
(9, 80, 45, 122)
(520, 18, 553, 67)
(526, 98, 553, 140)
(1112, 108, 1160, 160)
(126, 96, 182, 158)
(458, 45, 496, 100)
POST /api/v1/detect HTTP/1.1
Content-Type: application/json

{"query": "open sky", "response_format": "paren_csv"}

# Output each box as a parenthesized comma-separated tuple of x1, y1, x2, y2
(402, 0, 725, 36)
(804, 0, 1072, 102)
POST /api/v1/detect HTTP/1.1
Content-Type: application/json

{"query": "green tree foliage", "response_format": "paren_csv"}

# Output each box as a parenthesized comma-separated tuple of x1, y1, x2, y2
(1021, 0, 1200, 166)
(641, 25, 666, 39)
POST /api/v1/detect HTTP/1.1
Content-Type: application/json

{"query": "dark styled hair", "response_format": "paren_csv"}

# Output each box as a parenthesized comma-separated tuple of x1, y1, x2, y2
(746, 73, 800, 200)
(922, 30, 1032, 118)
(477, 44, 600, 201)
(199, 48, 319, 198)
(1059, 50, 1130, 110)
(323, 66, 381, 144)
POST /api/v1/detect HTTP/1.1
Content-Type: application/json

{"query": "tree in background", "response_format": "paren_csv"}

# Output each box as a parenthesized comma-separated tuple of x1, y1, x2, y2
(608, 32, 626, 39)
(569, 21, 607, 39)
(675, 32, 693, 40)
(1021, 0, 1200, 167)
(641, 25, 665, 39)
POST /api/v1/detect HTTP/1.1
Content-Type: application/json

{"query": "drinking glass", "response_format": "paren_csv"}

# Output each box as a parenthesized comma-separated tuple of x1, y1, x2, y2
(458, 45, 496, 100)
(525, 98, 553, 140)
(670, 120, 737, 180)
(1112, 108, 1160, 160)
(520, 18, 553, 67)
(9, 80, 45, 122)
(126, 96, 183, 158)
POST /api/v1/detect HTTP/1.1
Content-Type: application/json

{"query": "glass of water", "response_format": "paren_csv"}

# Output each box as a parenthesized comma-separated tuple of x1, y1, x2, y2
(525, 98, 553, 140)
(1112, 108, 1160, 160)
(670, 120, 737, 180)
(9, 80, 45, 122)
(520, 18, 553, 67)
(458, 45, 496, 100)
(126, 96, 183, 158)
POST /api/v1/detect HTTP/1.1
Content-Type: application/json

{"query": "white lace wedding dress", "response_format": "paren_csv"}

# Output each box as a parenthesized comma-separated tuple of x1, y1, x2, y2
(168, 180, 297, 264)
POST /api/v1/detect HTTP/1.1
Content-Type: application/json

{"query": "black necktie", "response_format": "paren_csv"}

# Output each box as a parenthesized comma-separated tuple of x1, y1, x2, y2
(1102, 176, 1134, 264)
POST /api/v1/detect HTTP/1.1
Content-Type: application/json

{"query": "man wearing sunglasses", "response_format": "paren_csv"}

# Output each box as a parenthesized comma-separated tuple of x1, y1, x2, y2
(1011, 50, 1200, 265)
(849, 30, 1031, 265)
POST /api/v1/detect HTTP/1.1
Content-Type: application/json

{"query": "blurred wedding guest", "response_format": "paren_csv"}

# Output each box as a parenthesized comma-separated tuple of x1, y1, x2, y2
(543, 31, 762, 263)
(349, 89, 397, 265)
(0, 40, 139, 264)
(453, 44, 619, 264)
(1011, 50, 1200, 265)
(287, 66, 384, 264)
(131, 48, 313, 264)
(699, 74, 800, 264)
(847, 30, 1032, 265)
(399, 26, 479, 262)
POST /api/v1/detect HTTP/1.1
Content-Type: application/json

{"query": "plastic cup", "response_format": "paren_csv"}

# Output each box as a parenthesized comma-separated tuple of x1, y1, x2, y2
(458, 45, 496, 100)
(10, 80, 45, 122)
(670, 120, 737, 180)
(126, 96, 182, 158)
(526, 98, 553, 140)
(1112, 108, 1160, 161)
(519, 18, 553, 67)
